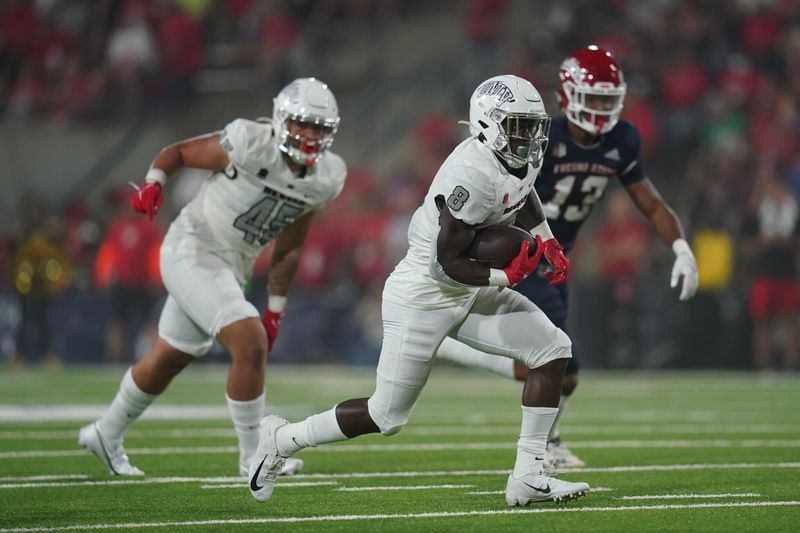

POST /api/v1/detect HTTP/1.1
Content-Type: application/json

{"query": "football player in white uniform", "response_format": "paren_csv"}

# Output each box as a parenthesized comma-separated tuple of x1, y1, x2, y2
(78, 78, 346, 479)
(247, 75, 590, 506)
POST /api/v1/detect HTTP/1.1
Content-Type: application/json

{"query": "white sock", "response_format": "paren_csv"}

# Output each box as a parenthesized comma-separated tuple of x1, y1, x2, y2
(513, 406, 558, 478)
(276, 406, 347, 456)
(226, 392, 265, 468)
(548, 394, 571, 442)
(436, 337, 515, 379)
(97, 368, 157, 442)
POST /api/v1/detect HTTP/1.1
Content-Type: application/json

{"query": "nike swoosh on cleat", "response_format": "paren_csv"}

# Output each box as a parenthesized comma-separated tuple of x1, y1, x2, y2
(291, 437, 301, 447)
(93, 426, 119, 476)
(250, 457, 266, 491)
(522, 481, 551, 494)
(535, 457, 544, 461)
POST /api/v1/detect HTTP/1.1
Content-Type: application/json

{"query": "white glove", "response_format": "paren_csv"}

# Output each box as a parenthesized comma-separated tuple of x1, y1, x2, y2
(670, 238, 698, 301)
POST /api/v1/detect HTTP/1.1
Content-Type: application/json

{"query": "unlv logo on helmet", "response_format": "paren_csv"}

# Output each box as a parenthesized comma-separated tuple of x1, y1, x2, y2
(558, 46, 627, 135)
(476, 81, 516, 104)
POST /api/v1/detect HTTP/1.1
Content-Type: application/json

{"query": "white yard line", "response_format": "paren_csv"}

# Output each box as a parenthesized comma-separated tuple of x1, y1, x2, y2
(4, 439, 799, 459)
(0, 405, 782, 423)
(1, 501, 798, 532)
(334, 484, 474, 492)
(201, 481, 338, 489)
(0, 475, 89, 481)
(0, 462, 797, 489)
(0, 405, 307, 423)
(467, 487, 614, 495)
(2, 423, 797, 440)
(620, 493, 761, 500)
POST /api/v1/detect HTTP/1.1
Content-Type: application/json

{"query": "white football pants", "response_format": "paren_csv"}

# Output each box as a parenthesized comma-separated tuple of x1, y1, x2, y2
(367, 285, 571, 436)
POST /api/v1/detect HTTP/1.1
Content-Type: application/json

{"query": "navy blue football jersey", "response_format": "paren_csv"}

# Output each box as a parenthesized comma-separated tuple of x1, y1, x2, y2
(537, 116, 645, 249)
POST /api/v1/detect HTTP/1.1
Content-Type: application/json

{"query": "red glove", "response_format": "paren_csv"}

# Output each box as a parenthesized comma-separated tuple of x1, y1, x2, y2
(502, 236, 545, 287)
(131, 181, 164, 222)
(541, 238, 569, 285)
(262, 310, 284, 352)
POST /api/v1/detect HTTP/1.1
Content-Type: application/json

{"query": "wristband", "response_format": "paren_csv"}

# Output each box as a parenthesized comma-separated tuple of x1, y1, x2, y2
(488, 268, 509, 287)
(529, 220, 554, 242)
(268, 295, 287, 313)
(672, 238, 693, 257)
(145, 168, 168, 186)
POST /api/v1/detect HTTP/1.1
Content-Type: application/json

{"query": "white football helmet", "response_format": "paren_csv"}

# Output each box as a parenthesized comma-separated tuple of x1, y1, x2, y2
(272, 78, 340, 166)
(465, 75, 550, 169)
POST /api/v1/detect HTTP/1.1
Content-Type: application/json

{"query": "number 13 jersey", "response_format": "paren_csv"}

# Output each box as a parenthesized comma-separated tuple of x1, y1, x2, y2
(164, 118, 347, 268)
(538, 116, 645, 250)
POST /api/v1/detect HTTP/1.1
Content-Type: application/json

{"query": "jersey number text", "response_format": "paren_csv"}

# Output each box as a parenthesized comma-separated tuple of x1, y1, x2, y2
(543, 175, 608, 222)
(233, 197, 304, 245)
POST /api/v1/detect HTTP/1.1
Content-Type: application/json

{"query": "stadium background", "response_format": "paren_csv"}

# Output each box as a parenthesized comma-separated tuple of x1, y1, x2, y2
(1, 0, 798, 371)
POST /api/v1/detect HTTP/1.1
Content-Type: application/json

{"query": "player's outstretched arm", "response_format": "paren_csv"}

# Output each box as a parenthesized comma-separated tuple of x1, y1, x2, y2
(263, 212, 315, 351)
(625, 178, 698, 300)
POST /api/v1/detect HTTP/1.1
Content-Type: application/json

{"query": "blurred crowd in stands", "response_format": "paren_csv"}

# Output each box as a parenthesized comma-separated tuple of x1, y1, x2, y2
(1, 0, 798, 371)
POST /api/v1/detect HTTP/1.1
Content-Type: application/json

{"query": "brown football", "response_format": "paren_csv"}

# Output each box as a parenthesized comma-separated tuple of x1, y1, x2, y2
(466, 225, 537, 269)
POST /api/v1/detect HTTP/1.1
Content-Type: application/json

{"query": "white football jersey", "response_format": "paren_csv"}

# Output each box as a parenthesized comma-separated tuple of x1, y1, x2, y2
(385, 137, 539, 308)
(164, 119, 346, 268)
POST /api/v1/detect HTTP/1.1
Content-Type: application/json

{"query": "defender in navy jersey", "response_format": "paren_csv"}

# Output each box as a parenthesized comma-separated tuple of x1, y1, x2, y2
(437, 46, 699, 468)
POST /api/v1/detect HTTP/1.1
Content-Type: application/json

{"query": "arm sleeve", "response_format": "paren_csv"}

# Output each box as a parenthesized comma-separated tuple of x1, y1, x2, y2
(219, 118, 277, 168)
(618, 125, 646, 186)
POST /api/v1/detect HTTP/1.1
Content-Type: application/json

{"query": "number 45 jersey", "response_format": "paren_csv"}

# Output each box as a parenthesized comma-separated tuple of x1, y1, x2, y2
(163, 118, 346, 278)
(538, 116, 645, 250)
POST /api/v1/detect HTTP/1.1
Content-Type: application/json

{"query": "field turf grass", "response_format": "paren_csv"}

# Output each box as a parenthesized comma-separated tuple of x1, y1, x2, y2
(0, 365, 798, 532)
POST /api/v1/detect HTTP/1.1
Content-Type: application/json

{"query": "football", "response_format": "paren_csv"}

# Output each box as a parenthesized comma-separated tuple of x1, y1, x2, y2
(466, 225, 537, 269)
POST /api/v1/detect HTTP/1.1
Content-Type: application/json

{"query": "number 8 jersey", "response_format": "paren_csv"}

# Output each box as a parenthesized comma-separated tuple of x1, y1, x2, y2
(165, 118, 347, 263)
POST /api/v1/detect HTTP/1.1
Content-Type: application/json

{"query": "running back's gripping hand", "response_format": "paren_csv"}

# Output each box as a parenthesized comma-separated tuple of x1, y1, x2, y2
(262, 310, 283, 352)
(502, 237, 544, 287)
(541, 238, 569, 285)
(131, 182, 163, 222)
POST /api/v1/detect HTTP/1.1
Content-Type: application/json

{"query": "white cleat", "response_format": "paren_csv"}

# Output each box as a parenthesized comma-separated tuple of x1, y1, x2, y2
(248, 415, 289, 503)
(78, 422, 144, 476)
(240, 457, 304, 478)
(505, 471, 589, 506)
(545, 439, 586, 468)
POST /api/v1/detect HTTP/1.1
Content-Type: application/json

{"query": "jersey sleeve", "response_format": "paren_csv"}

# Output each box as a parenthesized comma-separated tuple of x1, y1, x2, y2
(440, 163, 496, 226)
(219, 118, 277, 169)
(617, 124, 646, 186)
(323, 153, 348, 204)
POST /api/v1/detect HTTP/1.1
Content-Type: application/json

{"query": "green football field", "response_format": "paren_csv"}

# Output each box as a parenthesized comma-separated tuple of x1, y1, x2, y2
(0, 365, 798, 532)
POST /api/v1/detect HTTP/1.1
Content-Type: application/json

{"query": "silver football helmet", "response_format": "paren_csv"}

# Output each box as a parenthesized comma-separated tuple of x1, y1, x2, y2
(272, 78, 340, 166)
(465, 75, 550, 169)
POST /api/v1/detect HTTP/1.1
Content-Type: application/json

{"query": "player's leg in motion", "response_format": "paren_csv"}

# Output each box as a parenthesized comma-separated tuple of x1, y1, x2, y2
(437, 272, 585, 467)
(78, 336, 194, 475)
(248, 298, 456, 502)
(449, 287, 588, 504)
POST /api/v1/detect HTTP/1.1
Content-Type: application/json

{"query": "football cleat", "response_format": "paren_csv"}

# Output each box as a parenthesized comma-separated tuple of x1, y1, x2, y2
(545, 438, 586, 468)
(240, 457, 304, 478)
(505, 471, 589, 506)
(78, 422, 144, 476)
(248, 415, 289, 502)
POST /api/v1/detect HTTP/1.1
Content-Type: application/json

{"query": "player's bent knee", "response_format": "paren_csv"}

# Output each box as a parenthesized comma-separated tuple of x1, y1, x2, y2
(522, 328, 572, 370)
(378, 422, 405, 437)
